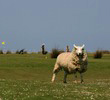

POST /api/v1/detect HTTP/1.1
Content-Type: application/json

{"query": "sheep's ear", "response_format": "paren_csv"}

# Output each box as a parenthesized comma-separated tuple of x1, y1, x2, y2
(82, 44, 85, 48)
(73, 44, 77, 49)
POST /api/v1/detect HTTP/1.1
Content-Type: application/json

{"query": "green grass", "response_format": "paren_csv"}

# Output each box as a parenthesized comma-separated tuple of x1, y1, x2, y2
(0, 54, 110, 100)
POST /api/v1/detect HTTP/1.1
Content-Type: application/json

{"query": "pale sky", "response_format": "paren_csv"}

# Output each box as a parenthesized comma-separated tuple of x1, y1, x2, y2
(0, 0, 110, 52)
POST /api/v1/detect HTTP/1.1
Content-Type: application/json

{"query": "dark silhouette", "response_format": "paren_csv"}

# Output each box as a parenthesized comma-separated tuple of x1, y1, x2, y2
(41, 44, 48, 55)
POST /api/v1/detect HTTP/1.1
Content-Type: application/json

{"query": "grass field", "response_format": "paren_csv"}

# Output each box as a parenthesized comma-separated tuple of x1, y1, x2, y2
(0, 54, 110, 100)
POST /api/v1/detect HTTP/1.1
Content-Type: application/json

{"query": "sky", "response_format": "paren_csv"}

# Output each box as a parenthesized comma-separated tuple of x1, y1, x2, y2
(0, 0, 110, 52)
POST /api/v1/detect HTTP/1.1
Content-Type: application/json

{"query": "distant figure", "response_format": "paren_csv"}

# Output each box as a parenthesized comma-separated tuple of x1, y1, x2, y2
(41, 43, 48, 55)
(41, 43, 45, 54)
(66, 45, 70, 52)
(19, 49, 25, 54)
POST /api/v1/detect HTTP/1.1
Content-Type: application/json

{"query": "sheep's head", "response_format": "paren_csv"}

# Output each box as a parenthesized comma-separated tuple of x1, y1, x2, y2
(73, 44, 85, 57)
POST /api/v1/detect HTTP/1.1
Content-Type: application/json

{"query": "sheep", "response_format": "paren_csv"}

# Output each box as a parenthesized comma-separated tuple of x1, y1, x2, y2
(51, 44, 88, 83)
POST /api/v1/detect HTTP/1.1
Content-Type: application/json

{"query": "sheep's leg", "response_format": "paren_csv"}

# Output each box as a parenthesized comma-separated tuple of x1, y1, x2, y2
(73, 72, 78, 83)
(51, 64, 60, 83)
(51, 73, 57, 83)
(80, 73, 84, 83)
(63, 71, 68, 83)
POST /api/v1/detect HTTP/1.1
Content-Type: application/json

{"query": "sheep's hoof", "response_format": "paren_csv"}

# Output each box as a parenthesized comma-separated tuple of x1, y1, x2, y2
(63, 81, 67, 83)
(73, 80, 78, 84)
(51, 80, 55, 83)
(81, 81, 84, 84)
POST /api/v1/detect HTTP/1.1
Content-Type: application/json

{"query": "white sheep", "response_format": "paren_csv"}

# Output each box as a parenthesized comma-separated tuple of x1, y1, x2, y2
(51, 44, 88, 83)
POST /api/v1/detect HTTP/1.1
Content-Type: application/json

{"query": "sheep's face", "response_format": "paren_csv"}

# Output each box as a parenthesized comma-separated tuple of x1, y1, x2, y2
(74, 45, 85, 57)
